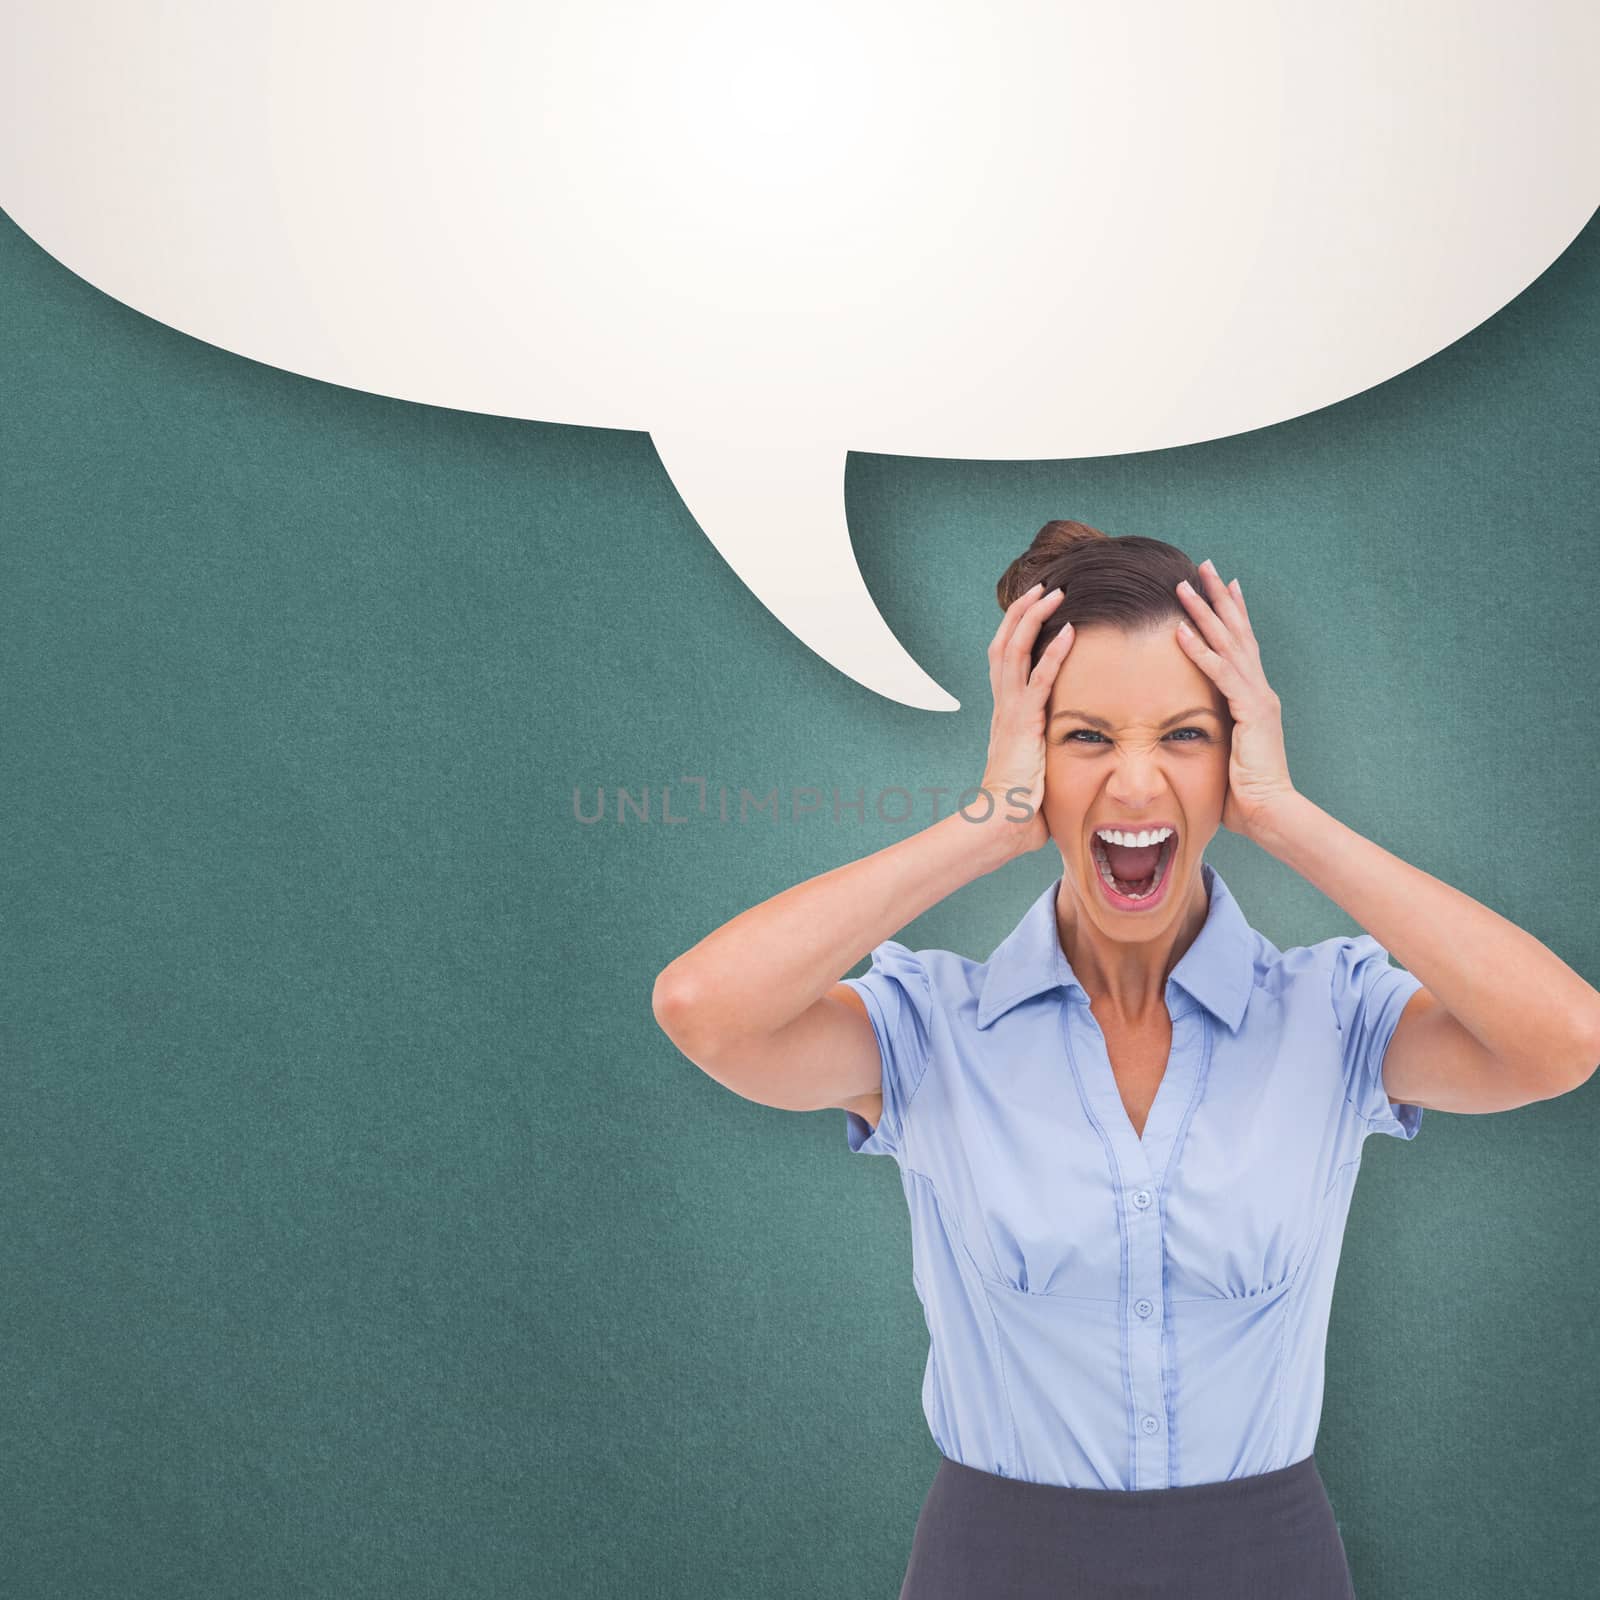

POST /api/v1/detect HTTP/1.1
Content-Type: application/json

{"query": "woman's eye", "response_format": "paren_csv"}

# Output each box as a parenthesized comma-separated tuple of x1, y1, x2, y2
(1062, 728, 1207, 744)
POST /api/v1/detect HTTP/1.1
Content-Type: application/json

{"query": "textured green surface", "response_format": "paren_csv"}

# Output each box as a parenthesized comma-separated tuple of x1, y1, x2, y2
(4, 201, 1598, 1598)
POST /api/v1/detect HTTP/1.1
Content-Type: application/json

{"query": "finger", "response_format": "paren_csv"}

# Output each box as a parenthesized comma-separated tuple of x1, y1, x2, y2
(989, 582, 1044, 655)
(1196, 560, 1254, 649)
(989, 582, 1043, 660)
(1176, 590, 1273, 707)
(1210, 569, 1256, 653)
(1175, 620, 1257, 704)
(1175, 578, 1236, 655)
(999, 587, 1064, 698)
(1226, 577, 1257, 648)
(1000, 581, 1044, 622)
(988, 582, 1044, 698)
(1026, 619, 1074, 698)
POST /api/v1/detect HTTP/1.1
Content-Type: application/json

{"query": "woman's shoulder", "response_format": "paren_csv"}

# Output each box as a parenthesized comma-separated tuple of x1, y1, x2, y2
(1245, 927, 1409, 1016)
(1253, 927, 1397, 971)
(852, 937, 984, 1011)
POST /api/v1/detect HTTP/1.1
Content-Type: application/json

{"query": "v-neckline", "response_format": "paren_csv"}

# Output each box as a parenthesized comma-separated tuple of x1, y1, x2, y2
(1085, 1004, 1173, 1146)
(1068, 997, 1198, 1184)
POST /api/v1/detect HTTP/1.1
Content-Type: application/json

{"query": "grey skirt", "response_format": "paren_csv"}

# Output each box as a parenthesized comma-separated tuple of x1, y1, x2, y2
(898, 1453, 1356, 1600)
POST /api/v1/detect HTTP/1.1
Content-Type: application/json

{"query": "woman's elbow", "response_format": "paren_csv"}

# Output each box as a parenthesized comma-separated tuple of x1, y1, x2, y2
(652, 962, 690, 1026)
(653, 965, 718, 1057)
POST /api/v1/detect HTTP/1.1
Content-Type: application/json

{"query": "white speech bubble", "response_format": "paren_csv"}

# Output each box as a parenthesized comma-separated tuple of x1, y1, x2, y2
(2, 2, 1596, 709)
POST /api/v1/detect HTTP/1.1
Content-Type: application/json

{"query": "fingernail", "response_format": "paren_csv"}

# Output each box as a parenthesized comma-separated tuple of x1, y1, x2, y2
(1201, 558, 1217, 573)
(1177, 621, 1193, 637)
(1178, 580, 1194, 595)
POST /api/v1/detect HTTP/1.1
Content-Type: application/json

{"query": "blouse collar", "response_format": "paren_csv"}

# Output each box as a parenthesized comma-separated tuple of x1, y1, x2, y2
(975, 860, 1256, 1033)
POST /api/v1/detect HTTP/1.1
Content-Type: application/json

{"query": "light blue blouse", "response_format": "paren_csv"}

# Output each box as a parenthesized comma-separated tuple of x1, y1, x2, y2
(842, 861, 1425, 1490)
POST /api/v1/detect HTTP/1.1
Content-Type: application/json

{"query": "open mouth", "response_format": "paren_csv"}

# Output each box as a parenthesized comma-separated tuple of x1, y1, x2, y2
(1089, 828, 1179, 911)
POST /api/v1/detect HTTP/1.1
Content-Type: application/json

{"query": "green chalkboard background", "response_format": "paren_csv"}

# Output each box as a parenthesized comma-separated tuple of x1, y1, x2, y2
(4, 201, 1598, 1599)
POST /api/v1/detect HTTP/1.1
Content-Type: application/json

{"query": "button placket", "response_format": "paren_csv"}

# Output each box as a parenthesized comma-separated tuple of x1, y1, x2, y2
(1125, 1172, 1168, 1486)
(1062, 998, 1202, 1490)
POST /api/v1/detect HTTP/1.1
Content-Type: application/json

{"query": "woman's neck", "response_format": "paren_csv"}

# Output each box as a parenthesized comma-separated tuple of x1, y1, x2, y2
(1054, 870, 1211, 1025)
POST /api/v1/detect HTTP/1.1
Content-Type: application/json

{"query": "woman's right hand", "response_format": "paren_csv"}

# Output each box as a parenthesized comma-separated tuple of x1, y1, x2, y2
(978, 583, 1076, 856)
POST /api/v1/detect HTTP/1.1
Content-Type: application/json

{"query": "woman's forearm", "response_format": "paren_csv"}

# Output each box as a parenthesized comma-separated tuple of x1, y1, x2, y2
(1254, 790, 1600, 1081)
(653, 802, 1026, 1056)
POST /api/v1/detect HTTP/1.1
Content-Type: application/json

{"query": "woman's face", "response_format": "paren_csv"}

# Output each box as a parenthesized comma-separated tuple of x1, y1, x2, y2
(1043, 621, 1231, 938)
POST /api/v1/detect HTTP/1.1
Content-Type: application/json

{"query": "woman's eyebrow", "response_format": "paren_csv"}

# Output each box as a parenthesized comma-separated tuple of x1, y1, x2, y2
(1049, 705, 1221, 729)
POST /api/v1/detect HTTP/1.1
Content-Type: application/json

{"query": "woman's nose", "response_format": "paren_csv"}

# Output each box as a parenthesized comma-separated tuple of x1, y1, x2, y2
(1106, 752, 1171, 808)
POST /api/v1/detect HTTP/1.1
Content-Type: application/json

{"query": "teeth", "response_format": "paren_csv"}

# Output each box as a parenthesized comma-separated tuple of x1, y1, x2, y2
(1094, 825, 1175, 849)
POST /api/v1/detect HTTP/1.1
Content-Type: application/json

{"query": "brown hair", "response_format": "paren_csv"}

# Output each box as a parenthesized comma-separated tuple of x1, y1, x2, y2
(996, 519, 1206, 672)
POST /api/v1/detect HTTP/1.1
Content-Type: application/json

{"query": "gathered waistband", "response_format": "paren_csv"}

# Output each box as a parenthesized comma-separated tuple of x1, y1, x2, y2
(935, 1451, 1326, 1511)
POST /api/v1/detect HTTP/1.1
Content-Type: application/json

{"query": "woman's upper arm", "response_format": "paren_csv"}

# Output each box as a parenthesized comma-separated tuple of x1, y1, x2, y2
(827, 985, 886, 1128)
(664, 976, 885, 1115)
(662, 939, 935, 1159)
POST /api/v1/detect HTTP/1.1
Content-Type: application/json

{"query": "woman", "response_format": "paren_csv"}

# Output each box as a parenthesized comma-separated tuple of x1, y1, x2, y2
(652, 520, 1600, 1597)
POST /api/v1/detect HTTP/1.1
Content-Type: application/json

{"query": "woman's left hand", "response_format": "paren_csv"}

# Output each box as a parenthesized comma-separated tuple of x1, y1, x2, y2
(1175, 561, 1297, 840)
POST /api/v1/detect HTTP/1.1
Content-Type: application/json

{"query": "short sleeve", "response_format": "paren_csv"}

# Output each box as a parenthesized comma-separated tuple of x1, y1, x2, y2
(839, 939, 934, 1160)
(1329, 934, 1426, 1141)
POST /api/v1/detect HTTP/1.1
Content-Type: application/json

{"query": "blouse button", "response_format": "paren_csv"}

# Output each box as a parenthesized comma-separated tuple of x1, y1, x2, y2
(1140, 1414, 1161, 1435)
(1132, 1188, 1152, 1210)
(1134, 1298, 1154, 1318)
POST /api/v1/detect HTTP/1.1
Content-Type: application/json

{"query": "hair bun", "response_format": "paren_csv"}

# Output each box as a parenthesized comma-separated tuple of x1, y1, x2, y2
(996, 519, 1111, 610)
(1030, 519, 1110, 557)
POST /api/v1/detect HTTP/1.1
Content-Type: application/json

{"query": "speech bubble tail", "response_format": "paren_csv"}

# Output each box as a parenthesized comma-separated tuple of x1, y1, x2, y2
(650, 431, 960, 713)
